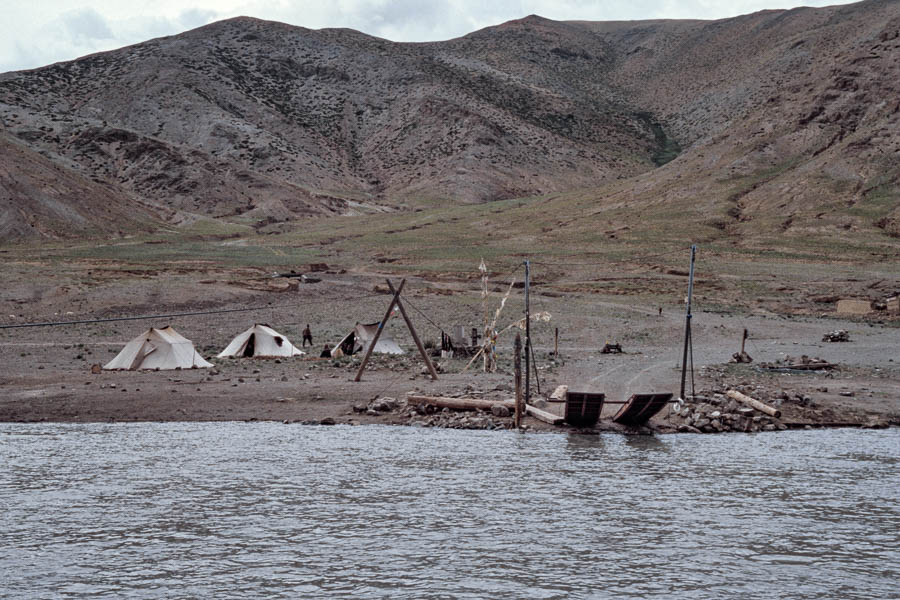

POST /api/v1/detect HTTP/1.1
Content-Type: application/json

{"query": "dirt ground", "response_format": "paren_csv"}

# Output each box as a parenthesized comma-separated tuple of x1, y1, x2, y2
(1, 267, 898, 432)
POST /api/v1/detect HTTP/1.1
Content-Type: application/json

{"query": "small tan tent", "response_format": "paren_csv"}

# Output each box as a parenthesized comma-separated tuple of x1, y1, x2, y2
(330, 322, 405, 358)
(104, 326, 213, 370)
(217, 324, 305, 358)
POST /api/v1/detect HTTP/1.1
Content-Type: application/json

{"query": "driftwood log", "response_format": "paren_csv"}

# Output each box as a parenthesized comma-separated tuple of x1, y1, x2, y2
(726, 389, 782, 418)
(407, 395, 515, 412)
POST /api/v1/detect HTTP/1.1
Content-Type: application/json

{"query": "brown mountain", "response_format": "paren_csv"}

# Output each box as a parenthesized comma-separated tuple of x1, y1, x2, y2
(0, 0, 897, 240)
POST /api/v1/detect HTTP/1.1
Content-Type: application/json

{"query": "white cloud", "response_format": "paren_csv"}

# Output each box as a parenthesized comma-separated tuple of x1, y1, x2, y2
(0, 0, 853, 73)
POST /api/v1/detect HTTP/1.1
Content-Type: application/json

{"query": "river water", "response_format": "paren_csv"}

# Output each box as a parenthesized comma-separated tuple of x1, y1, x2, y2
(1, 424, 897, 599)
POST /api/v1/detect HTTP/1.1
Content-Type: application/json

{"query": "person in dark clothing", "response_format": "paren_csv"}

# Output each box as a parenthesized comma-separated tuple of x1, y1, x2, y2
(302, 324, 313, 347)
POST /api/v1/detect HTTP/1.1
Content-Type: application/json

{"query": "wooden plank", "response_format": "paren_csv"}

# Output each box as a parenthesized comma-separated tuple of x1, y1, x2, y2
(549, 384, 568, 401)
(726, 389, 782, 418)
(612, 393, 673, 426)
(407, 395, 515, 412)
(525, 404, 565, 425)
(564, 391, 604, 426)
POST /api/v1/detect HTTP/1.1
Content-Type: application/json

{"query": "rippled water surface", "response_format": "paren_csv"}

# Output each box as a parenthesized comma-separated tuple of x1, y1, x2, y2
(1, 424, 898, 599)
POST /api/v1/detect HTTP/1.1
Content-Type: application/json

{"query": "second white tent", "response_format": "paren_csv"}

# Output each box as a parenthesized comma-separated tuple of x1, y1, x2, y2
(217, 324, 305, 358)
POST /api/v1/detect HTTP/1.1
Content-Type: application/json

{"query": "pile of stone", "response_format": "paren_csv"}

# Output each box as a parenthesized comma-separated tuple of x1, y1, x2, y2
(822, 329, 850, 342)
(759, 355, 835, 371)
(670, 392, 787, 433)
(352, 396, 402, 415)
(730, 351, 753, 363)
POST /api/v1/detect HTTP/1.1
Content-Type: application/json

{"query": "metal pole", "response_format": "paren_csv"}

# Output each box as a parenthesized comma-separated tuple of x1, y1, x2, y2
(679, 245, 696, 400)
(514, 333, 523, 428)
(524, 259, 531, 405)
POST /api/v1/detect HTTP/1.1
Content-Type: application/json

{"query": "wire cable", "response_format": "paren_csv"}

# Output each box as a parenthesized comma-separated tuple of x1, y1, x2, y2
(0, 304, 296, 330)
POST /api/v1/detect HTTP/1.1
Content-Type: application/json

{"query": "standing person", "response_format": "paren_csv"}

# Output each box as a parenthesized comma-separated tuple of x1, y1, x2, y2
(302, 324, 313, 347)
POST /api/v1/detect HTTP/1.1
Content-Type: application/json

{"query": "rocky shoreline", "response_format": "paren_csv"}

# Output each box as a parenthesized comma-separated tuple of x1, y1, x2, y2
(326, 390, 896, 434)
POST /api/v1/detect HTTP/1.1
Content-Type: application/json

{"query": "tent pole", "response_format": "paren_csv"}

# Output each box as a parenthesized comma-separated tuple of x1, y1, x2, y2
(679, 245, 697, 400)
(387, 279, 439, 380)
(524, 259, 531, 405)
(355, 279, 405, 382)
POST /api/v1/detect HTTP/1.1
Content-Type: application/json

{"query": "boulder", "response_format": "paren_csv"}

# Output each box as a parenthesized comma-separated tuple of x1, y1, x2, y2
(491, 404, 511, 418)
(371, 397, 399, 412)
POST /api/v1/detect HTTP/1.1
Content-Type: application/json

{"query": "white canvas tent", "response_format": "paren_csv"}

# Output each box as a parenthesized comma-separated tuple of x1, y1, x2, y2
(330, 322, 405, 358)
(217, 324, 305, 358)
(104, 326, 213, 371)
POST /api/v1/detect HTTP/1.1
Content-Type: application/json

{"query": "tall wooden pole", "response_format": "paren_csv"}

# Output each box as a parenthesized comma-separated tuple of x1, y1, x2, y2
(530, 342, 541, 395)
(679, 245, 697, 400)
(524, 259, 531, 405)
(354, 279, 405, 382)
(554, 327, 559, 357)
(386, 279, 438, 380)
(514, 333, 523, 428)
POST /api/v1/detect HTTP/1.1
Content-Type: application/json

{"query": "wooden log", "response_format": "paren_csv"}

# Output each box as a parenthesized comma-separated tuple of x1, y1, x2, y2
(525, 404, 565, 425)
(726, 389, 782, 418)
(407, 395, 515, 412)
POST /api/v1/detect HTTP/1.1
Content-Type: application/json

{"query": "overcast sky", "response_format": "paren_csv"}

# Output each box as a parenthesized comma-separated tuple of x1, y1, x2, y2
(1, 0, 852, 73)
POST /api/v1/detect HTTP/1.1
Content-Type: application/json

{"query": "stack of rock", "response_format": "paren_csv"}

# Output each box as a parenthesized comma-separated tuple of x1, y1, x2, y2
(670, 392, 787, 433)
(822, 330, 850, 342)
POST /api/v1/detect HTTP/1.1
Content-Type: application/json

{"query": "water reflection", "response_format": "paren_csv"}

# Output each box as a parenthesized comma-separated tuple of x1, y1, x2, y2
(624, 434, 669, 453)
(564, 432, 606, 460)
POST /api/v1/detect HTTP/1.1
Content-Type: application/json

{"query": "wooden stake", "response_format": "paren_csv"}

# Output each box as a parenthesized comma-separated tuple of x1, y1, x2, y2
(386, 279, 438, 381)
(524, 259, 530, 404)
(514, 333, 523, 428)
(741, 328, 748, 354)
(554, 327, 559, 357)
(530, 341, 541, 395)
(354, 279, 405, 382)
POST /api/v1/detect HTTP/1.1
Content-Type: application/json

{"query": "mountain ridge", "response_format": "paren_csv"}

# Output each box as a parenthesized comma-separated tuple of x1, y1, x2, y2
(0, 0, 897, 241)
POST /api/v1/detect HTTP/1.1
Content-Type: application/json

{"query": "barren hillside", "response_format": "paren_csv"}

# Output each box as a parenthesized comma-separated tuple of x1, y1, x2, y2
(0, 0, 897, 241)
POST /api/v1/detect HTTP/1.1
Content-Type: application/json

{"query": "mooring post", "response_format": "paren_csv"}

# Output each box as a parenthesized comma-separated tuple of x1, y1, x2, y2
(530, 341, 541, 395)
(554, 327, 559, 357)
(741, 328, 748, 354)
(514, 333, 523, 428)
(679, 245, 697, 400)
(524, 259, 531, 405)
